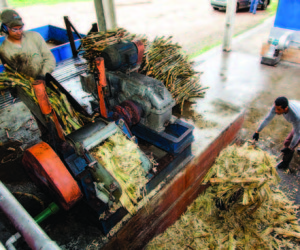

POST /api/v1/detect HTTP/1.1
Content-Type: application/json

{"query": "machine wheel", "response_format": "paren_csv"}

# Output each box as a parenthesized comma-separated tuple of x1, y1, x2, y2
(22, 141, 83, 210)
(213, 7, 218, 10)
(236, 3, 239, 12)
(261, 0, 268, 10)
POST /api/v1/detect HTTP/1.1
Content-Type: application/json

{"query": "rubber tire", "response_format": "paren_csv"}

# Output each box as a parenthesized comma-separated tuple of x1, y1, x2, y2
(261, 0, 268, 10)
(213, 7, 218, 10)
(236, 3, 239, 12)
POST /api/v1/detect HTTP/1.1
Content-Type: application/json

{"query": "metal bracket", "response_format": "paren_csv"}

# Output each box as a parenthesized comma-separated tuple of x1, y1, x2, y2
(63, 16, 82, 58)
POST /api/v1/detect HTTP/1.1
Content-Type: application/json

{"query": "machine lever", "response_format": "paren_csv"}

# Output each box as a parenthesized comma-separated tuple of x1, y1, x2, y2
(95, 57, 108, 118)
(32, 80, 66, 142)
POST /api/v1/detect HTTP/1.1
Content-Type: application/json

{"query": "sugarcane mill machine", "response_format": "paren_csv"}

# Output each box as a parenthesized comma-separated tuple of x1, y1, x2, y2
(20, 30, 194, 234)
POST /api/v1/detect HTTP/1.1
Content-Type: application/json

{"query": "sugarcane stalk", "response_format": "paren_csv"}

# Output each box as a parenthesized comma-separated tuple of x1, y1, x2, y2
(274, 228, 300, 239)
(65, 116, 81, 130)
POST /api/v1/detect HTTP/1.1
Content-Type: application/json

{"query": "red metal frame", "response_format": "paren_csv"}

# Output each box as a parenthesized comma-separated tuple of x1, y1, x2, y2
(32, 80, 65, 141)
(95, 57, 108, 118)
(133, 39, 145, 67)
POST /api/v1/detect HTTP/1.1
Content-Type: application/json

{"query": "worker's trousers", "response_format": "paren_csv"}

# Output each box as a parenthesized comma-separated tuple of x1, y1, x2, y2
(250, 0, 259, 14)
(283, 129, 300, 149)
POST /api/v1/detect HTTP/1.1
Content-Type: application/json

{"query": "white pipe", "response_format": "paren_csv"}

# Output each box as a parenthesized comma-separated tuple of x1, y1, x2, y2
(0, 241, 7, 250)
(223, 0, 237, 51)
(5, 233, 20, 250)
(0, 182, 61, 250)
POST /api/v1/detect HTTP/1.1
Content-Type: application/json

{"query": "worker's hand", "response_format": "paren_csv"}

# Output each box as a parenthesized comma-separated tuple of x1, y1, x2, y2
(281, 147, 293, 154)
(252, 132, 259, 141)
(36, 74, 46, 81)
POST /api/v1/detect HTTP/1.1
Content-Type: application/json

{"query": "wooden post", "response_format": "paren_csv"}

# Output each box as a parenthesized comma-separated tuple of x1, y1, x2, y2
(94, 0, 107, 32)
(103, 0, 117, 30)
(94, 0, 117, 32)
(223, 0, 237, 52)
(0, 0, 8, 9)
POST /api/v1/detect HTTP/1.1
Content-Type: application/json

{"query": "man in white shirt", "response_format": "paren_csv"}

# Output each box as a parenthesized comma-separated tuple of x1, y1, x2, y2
(253, 96, 300, 170)
(0, 9, 56, 79)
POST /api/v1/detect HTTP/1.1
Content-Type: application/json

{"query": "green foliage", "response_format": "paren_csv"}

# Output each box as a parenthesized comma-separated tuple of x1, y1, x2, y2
(267, 0, 279, 15)
(8, 0, 91, 8)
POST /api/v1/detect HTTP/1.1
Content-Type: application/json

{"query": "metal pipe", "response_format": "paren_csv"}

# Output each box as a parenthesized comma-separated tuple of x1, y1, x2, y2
(64, 16, 78, 57)
(34, 202, 60, 224)
(0, 182, 61, 250)
(5, 233, 20, 250)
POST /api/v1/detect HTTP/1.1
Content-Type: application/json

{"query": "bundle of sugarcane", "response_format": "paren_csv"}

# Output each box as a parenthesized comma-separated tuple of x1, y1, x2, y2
(80, 27, 148, 71)
(147, 144, 300, 249)
(0, 64, 37, 102)
(140, 36, 208, 112)
(91, 132, 149, 215)
(0, 65, 92, 135)
(81, 28, 207, 112)
(46, 82, 86, 134)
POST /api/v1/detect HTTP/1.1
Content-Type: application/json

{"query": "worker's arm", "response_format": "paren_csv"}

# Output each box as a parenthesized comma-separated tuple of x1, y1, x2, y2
(0, 49, 13, 69)
(256, 105, 276, 133)
(34, 32, 56, 75)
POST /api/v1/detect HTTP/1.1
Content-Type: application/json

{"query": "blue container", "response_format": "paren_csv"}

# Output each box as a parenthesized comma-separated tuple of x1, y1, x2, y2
(0, 25, 85, 72)
(274, 0, 300, 31)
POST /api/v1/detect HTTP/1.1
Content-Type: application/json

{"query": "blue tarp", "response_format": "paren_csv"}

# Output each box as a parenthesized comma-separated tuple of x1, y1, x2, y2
(274, 0, 300, 30)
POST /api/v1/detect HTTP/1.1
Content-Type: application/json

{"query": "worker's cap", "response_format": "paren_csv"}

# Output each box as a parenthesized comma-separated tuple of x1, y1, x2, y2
(0, 9, 23, 28)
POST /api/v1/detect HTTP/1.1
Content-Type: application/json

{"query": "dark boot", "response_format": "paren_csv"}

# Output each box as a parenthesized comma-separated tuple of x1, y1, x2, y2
(277, 161, 290, 170)
(277, 149, 294, 170)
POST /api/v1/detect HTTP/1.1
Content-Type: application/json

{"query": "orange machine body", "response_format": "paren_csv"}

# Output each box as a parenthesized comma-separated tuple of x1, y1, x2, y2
(22, 141, 83, 210)
(32, 80, 65, 141)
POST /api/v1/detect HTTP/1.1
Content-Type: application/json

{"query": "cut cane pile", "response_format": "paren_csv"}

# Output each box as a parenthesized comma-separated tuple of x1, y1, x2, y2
(80, 28, 207, 112)
(146, 144, 300, 250)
